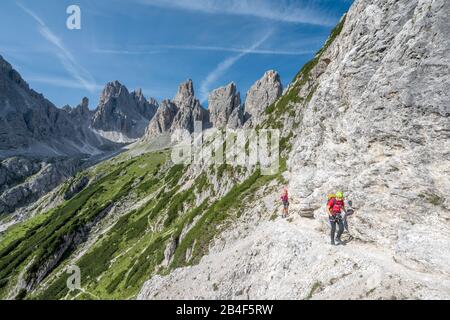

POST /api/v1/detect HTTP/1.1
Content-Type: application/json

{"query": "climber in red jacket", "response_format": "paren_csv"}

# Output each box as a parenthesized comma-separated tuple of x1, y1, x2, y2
(327, 191, 346, 245)
(281, 187, 289, 218)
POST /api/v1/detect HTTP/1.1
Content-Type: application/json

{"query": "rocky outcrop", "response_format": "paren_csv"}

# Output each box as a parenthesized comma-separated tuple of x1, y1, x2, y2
(286, 0, 450, 274)
(133, 89, 159, 120)
(244, 70, 282, 124)
(91, 81, 158, 142)
(68, 97, 92, 121)
(64, 176, 90, 200)
(0, 157, 84, 215)
(227, 105, 245, 130)
(143, 80, 210, 139)
(170, 79, 210, 132)
(144, 100, 179, 137)
(0, 55, 120, 158)
(173, 79, 195, 107)
(171, 101, 209, 133)
(162, 237, 178, 267)
(65, 97, 118, 153)
(208, 82, 242, 128)
(0, 157, 41, 194)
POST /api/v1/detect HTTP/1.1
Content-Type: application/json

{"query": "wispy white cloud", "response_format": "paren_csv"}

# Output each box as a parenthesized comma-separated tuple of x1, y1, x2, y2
(16, 2, 46, 26)
(199, 30, 273, 103)
(26, 75, 103, 91)
(16, 2, 98, 93)
(92, 48, 162, 55)
(94, 44, 314, 56)
(136, 0, 337, 26)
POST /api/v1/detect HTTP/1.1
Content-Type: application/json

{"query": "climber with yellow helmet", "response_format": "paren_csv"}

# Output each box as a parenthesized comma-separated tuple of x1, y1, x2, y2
(326, 191, 346, 245)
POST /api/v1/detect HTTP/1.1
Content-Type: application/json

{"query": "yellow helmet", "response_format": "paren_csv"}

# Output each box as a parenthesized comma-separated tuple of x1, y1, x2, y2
(336, 191, 344, 199)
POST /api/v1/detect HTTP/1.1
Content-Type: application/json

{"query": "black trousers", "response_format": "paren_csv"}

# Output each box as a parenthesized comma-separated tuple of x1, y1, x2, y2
(329, 216, 344, 242)
(343, 209, 354, 232)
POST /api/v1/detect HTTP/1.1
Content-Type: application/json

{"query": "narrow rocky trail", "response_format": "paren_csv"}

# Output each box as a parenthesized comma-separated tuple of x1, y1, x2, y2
(139, 206, 450, 300)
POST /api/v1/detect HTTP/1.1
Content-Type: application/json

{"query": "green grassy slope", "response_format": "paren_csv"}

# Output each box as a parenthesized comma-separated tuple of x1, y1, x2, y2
(0, 151, 167, 299)
(0, 149, 282, 300)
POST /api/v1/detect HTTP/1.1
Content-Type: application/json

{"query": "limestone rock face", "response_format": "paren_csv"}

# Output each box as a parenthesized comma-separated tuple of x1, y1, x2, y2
(173, 79, 195, 107)
(171, 100, 209, 133)
(286, 0, 450, 277)
(0, 157, 83, 216)
(134, 89, 159, 120)
(170, 79, 210, 132)
(0, 157, 41, 194)
(2, 0, 449, 301)
(0, 55, 119, 158)
(144, 100, 179, 137)
(0, 58, 123, 218)
(70, 97, 92, 120)
(227, 105, 245, 130)
(143, 80, 210, 139)
(91, 81, 158, 142)
(244, 70, 282, 123)
(208, 82, 242, 128)
(0, 56, 84, 157)
(64, 175, 89, 200)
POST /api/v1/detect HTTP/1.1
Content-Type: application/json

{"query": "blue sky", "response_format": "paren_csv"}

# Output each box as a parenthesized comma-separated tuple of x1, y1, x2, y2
(0, 0, 352, 108)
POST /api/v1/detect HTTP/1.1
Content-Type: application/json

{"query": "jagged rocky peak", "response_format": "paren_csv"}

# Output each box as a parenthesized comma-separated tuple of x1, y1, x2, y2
(0, 55, 116, 157)
(245, 70, 283, 123)
(170, 79, 209, 132)
(132, 88, 159, 120)
(91, 81, 159, 142)
(133, 87, 144, 100)
(79, 97, 89, 109)
(173, 79, 195, 106)
(98, 80, 128, 104)
(208, 82, 243, 129)
(145, 99, 179, 137)
(0, 55, 29, 91)
(143, 79, 210, 139)
(147, 96, 159, 107)
(66, 98, 92, 126)
(63, 97, 91, 120)
(0, 55, 45, 104)
(72, 97, 91, 117)
(62, 105, 72, 113)
(0, 54, 9, 69)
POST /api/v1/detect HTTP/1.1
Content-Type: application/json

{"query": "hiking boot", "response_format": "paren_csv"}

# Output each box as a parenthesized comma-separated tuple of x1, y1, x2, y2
(335, 239, 346, 246)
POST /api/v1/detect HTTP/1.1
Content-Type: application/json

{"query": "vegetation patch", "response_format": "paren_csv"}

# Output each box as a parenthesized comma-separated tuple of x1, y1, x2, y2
(170, 166, 281, 269)
(306, 281, 323, 300)
(263, 14, 346, 131)
(0, 151, 167, 299)
(419, 193, 444, 206)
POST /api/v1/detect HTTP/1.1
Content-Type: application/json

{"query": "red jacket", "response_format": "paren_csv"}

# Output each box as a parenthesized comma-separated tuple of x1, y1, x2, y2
(327, 198, 344, 215)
